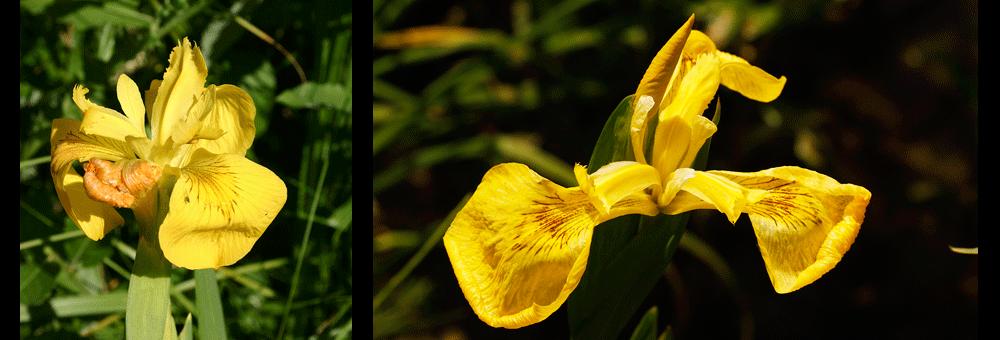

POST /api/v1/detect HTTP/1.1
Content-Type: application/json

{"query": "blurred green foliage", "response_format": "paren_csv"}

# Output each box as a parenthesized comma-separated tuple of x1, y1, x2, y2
(20, 0, 352, 339)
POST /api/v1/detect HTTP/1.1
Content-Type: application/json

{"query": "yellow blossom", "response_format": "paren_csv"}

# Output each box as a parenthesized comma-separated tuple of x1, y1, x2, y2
(50, 38, 287, 270)
(444, 15, 871, 329)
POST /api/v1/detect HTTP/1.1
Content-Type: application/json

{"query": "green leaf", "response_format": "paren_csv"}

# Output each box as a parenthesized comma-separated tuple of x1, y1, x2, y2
(19, 263, 55, 306)
(277, 82, 349, 110)
(178, 314, 194, 340)
(196, 269, 227, 340)
(629, 306, 659, 340)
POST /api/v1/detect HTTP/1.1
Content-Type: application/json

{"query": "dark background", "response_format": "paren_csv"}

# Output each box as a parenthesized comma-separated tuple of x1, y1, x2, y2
(374, 0, 977, 339)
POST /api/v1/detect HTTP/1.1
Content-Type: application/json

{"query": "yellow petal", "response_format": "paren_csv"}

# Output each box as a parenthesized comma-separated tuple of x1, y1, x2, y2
(116, 74, 147, 136)
(189, 85, 257, 156)
(51, 162, 124, 240)
(717, 51, 787, 103)
(444, 163, 604, 328)
(49, 119, 127, 240)
(657, 167, 696, 206)
(629, 95, 656, 165)
(663, 170, 748, 223)
(158, 149, 286, 269)
(634, 15, 694, 116)
(150, 37, 208, 148)
(576, 161, 661, 216)
(706, 167, 870, 293)
(682, 30, 719, 57)
(650, 53, 720, 175)
(74, 85, 147, 142)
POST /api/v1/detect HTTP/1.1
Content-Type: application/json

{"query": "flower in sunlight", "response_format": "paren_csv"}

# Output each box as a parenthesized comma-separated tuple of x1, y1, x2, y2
(443, 15, 871, 329)
(50, 38, 287, 270)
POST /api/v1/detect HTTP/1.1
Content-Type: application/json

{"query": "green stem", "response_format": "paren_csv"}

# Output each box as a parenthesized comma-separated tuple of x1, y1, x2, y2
(126, 236, 173, 340)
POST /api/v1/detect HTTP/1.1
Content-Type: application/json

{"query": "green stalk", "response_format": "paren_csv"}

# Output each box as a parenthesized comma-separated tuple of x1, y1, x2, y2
(196, 269, 227, 340)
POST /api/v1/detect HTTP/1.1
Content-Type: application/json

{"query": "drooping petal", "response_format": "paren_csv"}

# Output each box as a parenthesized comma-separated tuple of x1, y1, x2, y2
(575, 162, 661, 216)
(663, 166, 870, 293)
(150, 37, 208, 149)
(50, 119, 129, 240)
(708, 167, 870, 293)
(52, 165, 124, 240)
(681, 30, 787, 103)
(444, 163, 607, 328)
(158, 149, 286, 269)
(717, 51, 787, 103)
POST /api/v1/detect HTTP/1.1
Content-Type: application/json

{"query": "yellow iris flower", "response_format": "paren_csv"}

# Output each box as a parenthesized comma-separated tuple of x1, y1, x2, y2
(443, 15, 871, 329)
(50, 38, 287, 270)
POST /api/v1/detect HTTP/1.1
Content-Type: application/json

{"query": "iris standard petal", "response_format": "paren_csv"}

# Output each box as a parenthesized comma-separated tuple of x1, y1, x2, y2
(189, 84, 256, 156)
(443, 163, 604, 328)
(707, 167, 870, 293)
(150, 37, 208, 148)
(158, 149, 286, 269)
(634, 15, 694, 116)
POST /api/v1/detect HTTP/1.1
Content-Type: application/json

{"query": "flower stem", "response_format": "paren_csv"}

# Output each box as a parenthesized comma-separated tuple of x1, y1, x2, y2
(126, 236, 172, 340)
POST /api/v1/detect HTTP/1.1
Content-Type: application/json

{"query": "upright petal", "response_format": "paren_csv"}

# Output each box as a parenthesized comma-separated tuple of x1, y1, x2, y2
(444, 163, 605, 328)
(650, 53, 720, 175)
(189, 84, 257, 156)
(150, 37, 208, 148)
(158, 149, 286, 269)
(634, 15, 694, 117)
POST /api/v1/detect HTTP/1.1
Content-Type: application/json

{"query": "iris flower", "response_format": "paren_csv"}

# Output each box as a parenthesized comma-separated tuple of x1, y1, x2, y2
(50, 38, 287, 270)
(443, 16, 871, 329)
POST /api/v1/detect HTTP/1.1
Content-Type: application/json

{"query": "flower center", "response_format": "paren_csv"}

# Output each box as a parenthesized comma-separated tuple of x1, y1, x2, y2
(82, 157, 163, 208)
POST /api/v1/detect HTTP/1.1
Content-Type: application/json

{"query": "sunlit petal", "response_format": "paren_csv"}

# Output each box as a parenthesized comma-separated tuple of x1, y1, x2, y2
(158, 149, 286, 269)
(717, 51, 787, 103)
(634, 15, 694, 116)
(49, 119, 127, 240)
(443, 163, 604, 328)
(189, 84, 256, 156)
(708, 167, 870, 293)
(662, 170, 748, 224)
(577, 162, 661, 215)
(74, 85, 147, 142)
(150, 37, 208, 148)
(116, 74, 147, 136)
(629, 95, 656, 165)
